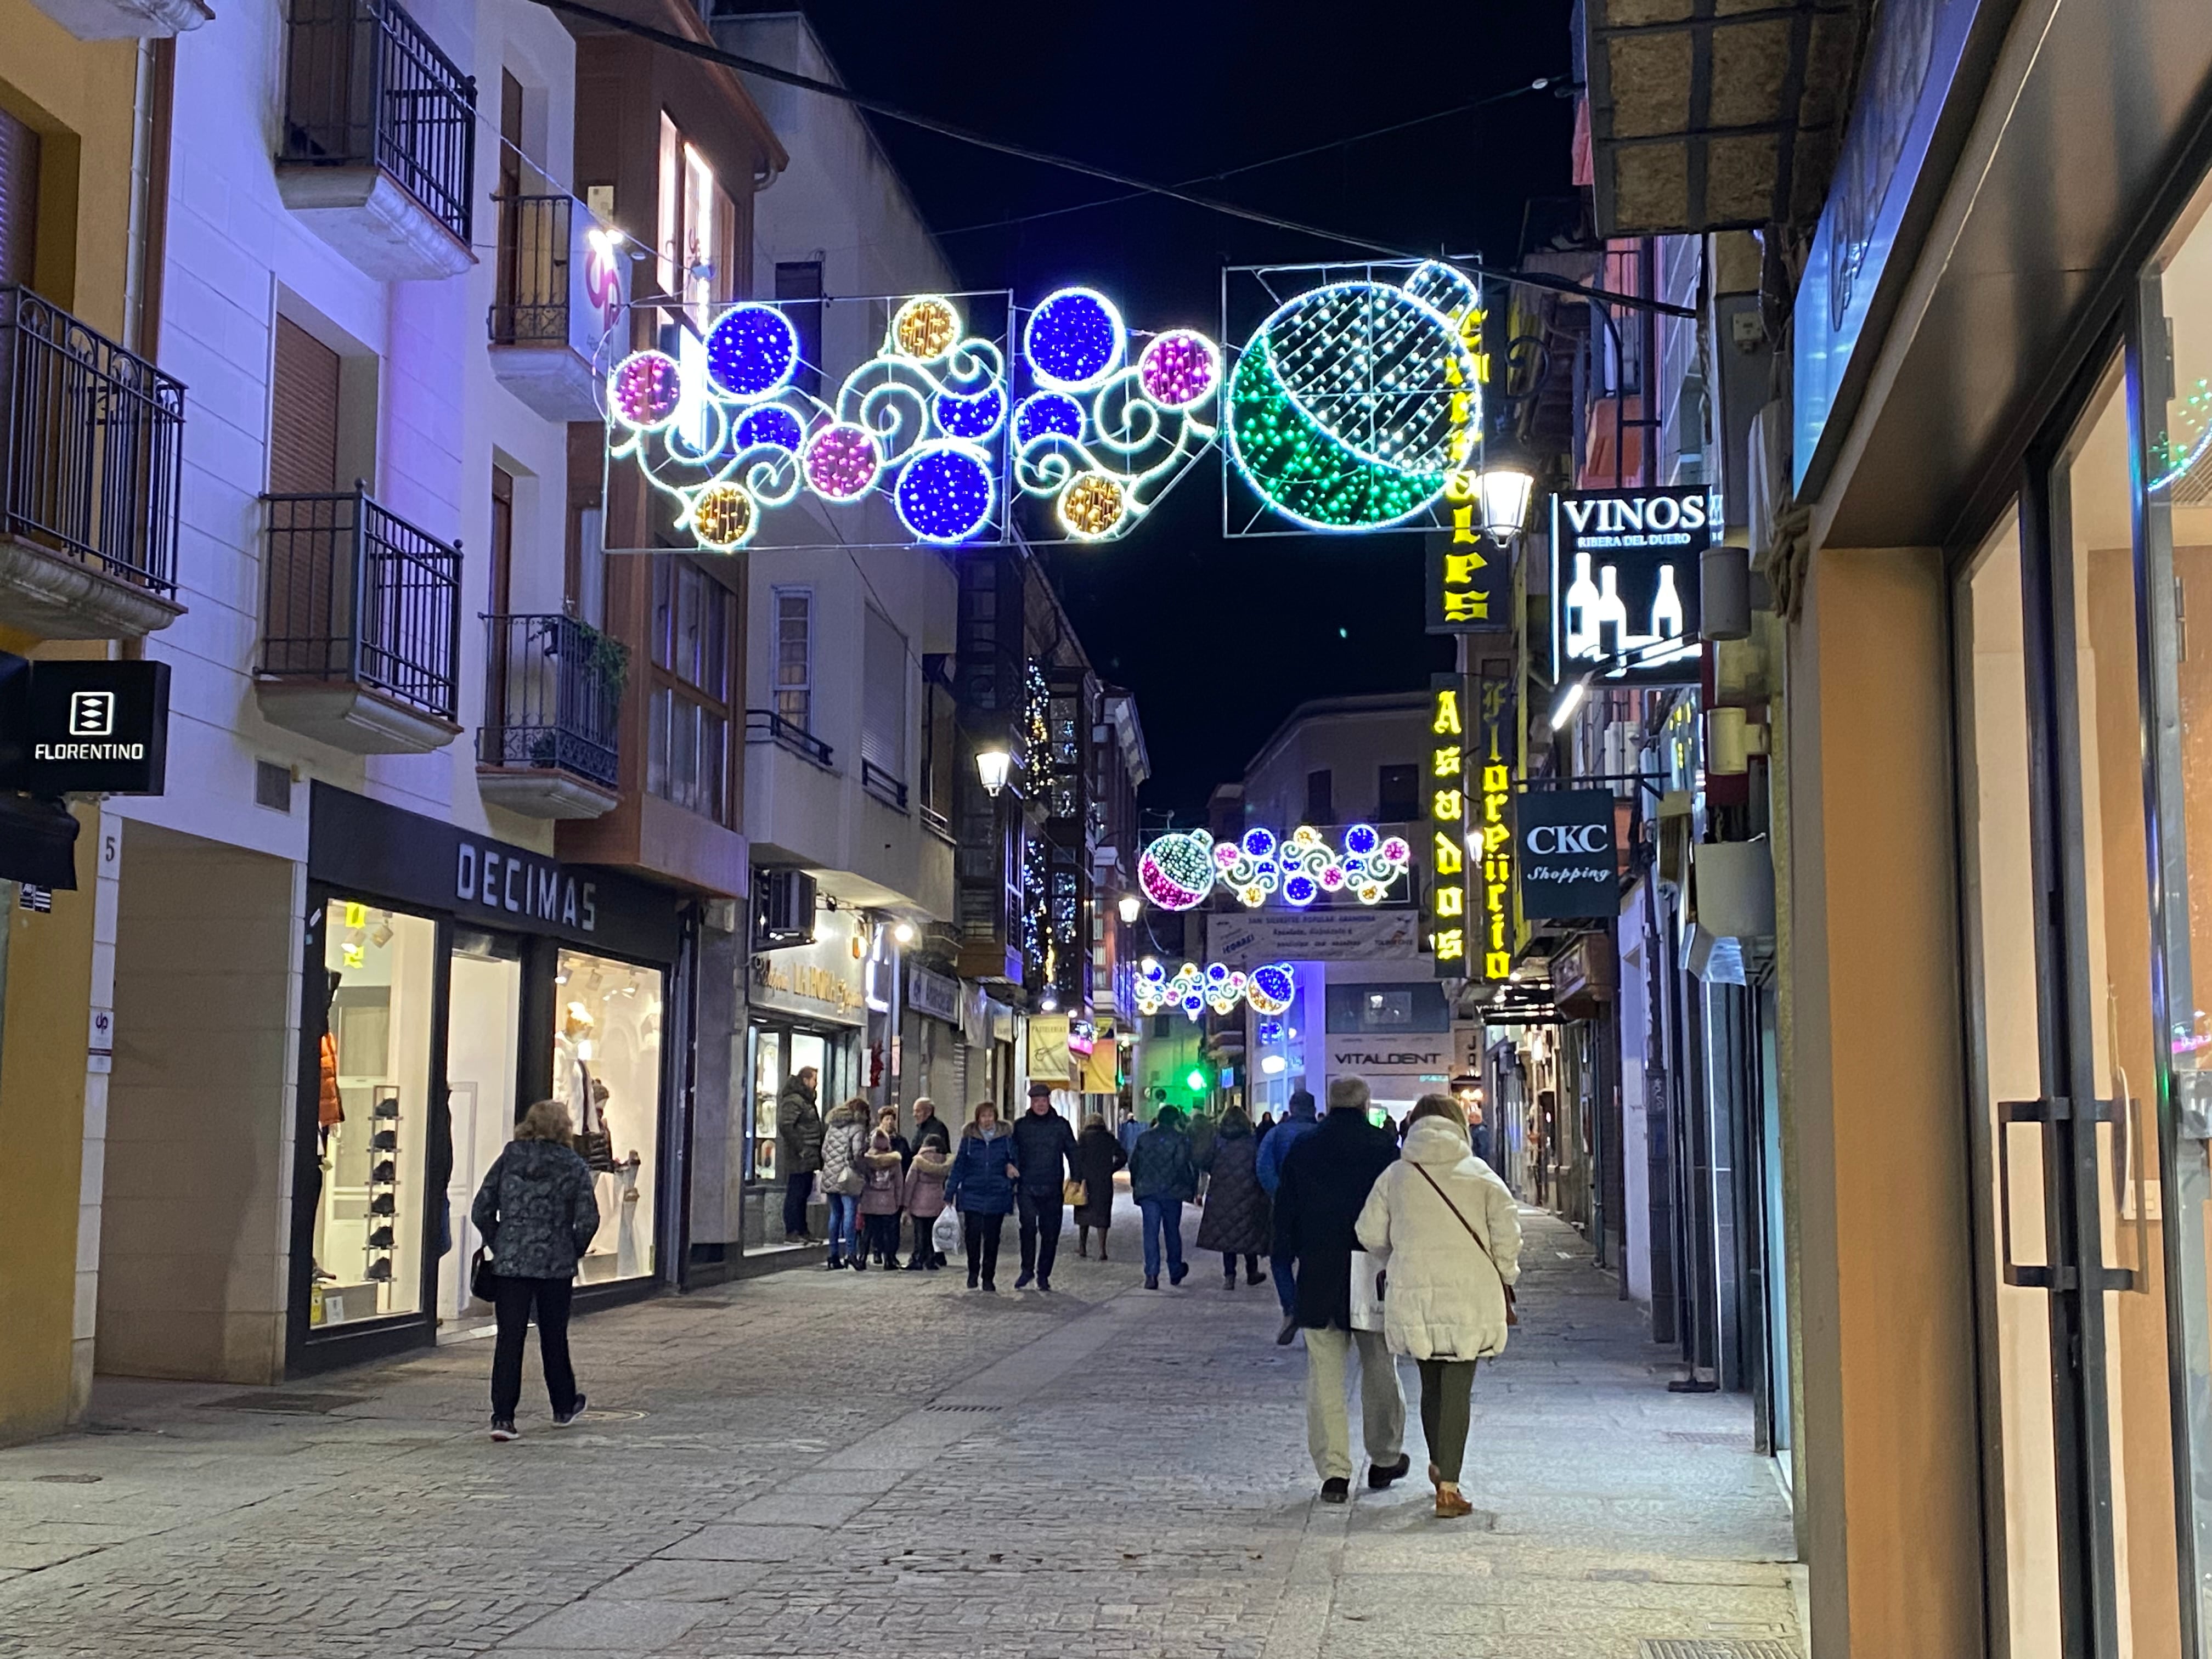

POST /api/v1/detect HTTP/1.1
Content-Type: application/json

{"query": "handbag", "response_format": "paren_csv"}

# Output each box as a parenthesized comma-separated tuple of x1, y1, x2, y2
(1062, 1178, 1087, 1207)
(1348, 1248, 1387, 1333)
(1409, 1162, 1519, 1325)
(470, 1246, 498, 1302)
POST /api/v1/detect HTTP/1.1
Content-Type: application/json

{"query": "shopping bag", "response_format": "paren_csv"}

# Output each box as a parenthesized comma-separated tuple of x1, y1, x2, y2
(933, 1208, 960, 1254)
(1348, 1249, 1386, 1333)
(1062, 1178, 1087, 1207)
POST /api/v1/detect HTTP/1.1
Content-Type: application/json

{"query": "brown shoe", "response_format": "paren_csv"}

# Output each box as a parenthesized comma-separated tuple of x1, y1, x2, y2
(1435, 1486, 1474, 1520)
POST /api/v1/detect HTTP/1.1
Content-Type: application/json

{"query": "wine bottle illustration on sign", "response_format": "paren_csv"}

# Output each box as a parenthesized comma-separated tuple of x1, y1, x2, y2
(1651, 565, 1685, 646)
(1564, 551, 1600, 659)
(1594, 564, 1630, 661)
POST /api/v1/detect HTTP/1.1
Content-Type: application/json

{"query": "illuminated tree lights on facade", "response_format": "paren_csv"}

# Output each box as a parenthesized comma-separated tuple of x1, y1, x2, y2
(1136, 960, 1298, 1020)
(1137, 826, 1412, 912)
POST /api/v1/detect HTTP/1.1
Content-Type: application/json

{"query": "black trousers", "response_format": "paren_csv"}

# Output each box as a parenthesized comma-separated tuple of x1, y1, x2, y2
(782, 1171, 813, 1236)
(862, 1212, 900, 1258)
(910, 1213, 938, 1257)
(1221, 1251, 1260, 1279)
(1017, 1192, 1063, 1280)
(964, 1210, 1006, 1284)
(490, 1274, 577, 1421)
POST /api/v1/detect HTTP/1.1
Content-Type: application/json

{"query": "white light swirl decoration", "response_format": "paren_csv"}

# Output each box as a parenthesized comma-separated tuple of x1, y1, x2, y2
(602, 294, 1007, 551)
(1013, 286, 1220, 543)
(1206, 825, 1414, 909)
(1136, 959, 1297, 1021)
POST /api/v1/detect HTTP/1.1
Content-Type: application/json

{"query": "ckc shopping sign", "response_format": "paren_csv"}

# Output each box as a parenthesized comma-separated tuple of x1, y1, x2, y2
(1516, 788, 1618, 919)
(1550, 486, 1714, 689)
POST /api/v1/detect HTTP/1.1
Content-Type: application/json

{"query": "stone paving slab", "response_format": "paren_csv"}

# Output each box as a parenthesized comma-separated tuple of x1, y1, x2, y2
(0, 1199, 1801, 1658)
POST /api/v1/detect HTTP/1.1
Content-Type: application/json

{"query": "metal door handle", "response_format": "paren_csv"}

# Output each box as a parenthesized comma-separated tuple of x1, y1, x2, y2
(1999, 1097, 2069, 1290)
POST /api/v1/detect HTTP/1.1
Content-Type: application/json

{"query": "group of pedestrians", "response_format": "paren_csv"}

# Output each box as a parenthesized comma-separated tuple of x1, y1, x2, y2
(1273, 1076, 1523, 1518)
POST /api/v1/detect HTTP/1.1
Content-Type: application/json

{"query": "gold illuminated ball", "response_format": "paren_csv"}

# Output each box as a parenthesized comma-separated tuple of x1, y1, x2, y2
(894, 297, 959, 362)
(694, 483, 755, 550)
(1059, 470, 1126, 539)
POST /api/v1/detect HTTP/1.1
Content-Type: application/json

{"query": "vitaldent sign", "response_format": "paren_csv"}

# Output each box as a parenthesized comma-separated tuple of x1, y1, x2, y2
(1550, 487, 1712, 689)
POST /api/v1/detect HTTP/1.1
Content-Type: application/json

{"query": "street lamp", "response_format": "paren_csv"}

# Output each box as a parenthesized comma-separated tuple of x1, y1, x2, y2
(975, 748, 1011, 797)
(1116, 893, 1141, 924)
(892, 920, 915, 945)
(1040, 989, 1059, 1012)
(1473, 452, 1537, 543)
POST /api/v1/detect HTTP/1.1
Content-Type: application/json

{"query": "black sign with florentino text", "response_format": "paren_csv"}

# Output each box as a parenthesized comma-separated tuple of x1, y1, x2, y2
(1550, 486, 1713, 689)
(1515, 788, 1619, 919)
(0, 656, 171, 795)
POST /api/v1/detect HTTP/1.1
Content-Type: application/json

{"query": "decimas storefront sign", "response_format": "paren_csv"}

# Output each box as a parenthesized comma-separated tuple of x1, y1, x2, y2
(1517, 788, 1619, 919)
(1550, 486, 1713, 687)
(1425, 678, 1469, 977)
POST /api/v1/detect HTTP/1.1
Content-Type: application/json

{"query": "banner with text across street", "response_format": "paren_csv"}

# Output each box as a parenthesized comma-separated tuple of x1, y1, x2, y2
(1516, 788, 1620, 919)
(1550, 486, 1713, 689)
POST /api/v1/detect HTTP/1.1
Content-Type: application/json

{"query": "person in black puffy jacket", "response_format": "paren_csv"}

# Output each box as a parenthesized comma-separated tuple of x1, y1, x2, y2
(1008, 1083, 1079, 1291)
(471, 1099, 600, 1441)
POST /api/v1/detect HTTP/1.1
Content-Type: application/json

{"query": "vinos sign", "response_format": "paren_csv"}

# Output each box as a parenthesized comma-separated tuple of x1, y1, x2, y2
(1549, 486, 1714, 689)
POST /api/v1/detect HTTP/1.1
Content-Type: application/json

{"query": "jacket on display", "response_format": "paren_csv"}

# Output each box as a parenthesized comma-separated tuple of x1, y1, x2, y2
(1272, 1108, 1398, 1331)
(859, 1133, 907, 1216)
(820, 1102, 868, 1197)
(470, 1138, 601, 1280)
(777, 1082, 826, 1174)
(1195, 1119, 1271, 1255)
(945, 1122, 1016, 1216)
(904, 1147, 951, 1219)
(1010, 1107, 1080, 1196)
(1073, 1123, 1126, 1229)
(1129, 1118, 1199, 1204)
(1356, 1115, 1522, 1361)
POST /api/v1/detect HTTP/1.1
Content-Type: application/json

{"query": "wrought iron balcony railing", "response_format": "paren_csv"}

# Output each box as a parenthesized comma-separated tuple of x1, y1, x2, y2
(862, 758, 909, 812)
(478, 612, 622, 789)
(279, 0, 475, 244)
(261, 486, 461, 720)
(745, 707, 833, 769)
(490, 193, 570, 346)
(0, 286, 183, 594)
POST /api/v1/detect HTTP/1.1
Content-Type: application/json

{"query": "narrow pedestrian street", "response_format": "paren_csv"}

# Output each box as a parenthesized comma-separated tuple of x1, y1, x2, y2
(0, 1206, 1799, 1659)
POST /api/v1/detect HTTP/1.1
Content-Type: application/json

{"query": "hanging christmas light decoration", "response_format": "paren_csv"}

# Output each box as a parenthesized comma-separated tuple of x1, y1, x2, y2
(1225, 261, 1482, 532)
(1138, 830, 1217, 911)
(1013, 287, 1220, 543)
(604, 290, 1008, 552)
(1135, 958, 1297, 1019)
(1214, 827, 1282, 908)
(1245, 962, 1297, 1017)
(1203, 824, 1413, 907)
(1202, 963, 1249, 1015)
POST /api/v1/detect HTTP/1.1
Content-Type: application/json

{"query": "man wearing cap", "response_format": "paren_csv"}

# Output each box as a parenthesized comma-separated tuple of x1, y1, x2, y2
(1010, 1082, 1080, 1290)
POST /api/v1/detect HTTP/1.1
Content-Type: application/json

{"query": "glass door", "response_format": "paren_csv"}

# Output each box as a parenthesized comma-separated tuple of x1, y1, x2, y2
(444, 944, 522, 1319)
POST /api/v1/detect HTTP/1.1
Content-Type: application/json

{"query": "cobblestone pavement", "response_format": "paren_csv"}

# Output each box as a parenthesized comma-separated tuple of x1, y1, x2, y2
(0, 1200, 1801, 1659)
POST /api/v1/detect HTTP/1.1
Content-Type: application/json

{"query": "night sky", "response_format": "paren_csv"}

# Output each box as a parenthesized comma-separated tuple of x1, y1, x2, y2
(793, 2, 1577, 819)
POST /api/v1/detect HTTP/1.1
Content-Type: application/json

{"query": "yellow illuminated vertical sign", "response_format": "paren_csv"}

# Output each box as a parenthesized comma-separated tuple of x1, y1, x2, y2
(1429, 680, 1468, 977)
(1478, 676, 1513, 980)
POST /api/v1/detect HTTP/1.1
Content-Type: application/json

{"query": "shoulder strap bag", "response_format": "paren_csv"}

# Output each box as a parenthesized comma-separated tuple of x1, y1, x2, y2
(1409, 1161, 1518, 1325)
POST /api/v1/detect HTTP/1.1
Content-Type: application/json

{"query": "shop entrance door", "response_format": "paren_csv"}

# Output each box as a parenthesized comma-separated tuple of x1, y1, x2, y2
(1960, 335, 2212, 1657)
(443, 946, 522, 1321)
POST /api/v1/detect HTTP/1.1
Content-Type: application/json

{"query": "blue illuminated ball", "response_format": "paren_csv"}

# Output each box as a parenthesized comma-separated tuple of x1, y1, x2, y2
(1014, 392, 1085, 447)
(894, 443, 995, 544)
(734, 404, 804, 452)
(1024, 288, 1124, 391)
(1343, 823, 1379, 855)
(935, 385, 1005, 441)
(1283, 873, 1318, 908)
(1242, 827, 1277, 859)
(705, 304, 800, 400)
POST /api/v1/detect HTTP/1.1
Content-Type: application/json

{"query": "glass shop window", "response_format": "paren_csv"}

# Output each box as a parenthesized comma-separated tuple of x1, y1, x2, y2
(554, 950, 665, 1282)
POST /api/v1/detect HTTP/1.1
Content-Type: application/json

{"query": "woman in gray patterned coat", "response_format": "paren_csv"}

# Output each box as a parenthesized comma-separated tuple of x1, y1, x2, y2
(472, 1099, 601, 1441)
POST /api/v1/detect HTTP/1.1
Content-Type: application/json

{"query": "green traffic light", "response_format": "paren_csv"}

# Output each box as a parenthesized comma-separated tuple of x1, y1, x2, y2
(1186, 1068, 1206, 1093)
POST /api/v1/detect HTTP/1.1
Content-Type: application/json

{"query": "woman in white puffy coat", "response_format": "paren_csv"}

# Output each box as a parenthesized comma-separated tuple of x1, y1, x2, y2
(1355, 1094, 1522, 1519)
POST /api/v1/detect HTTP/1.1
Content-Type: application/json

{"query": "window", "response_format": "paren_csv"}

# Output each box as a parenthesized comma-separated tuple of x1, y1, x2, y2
(647, 560, 734, 823)
(0, 103, 40, 291)
(270, 317, 340, 495)
(773, 587, 810, 729)
(488, 465, 514, 616)
(920, 664, 956, 825)
(861, 605, 906, 798)
(776, 261, 823, 398)
(1305, 768, 1334, 825)
(1377, 763, 1419, 822)
(555, 950, 663, 1283)
(1325, 981, 1451, 1034)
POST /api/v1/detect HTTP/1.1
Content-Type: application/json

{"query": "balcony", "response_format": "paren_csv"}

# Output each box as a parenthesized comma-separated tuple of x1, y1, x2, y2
(477, 613, 624, 820)
(256, 486, 461, 753)
(26, 0, 207, 40)
(744, 708, 832, 769)
(276, 0, 476, 281)
(487, 194, 614, 422)
(0, 288, 185, 640)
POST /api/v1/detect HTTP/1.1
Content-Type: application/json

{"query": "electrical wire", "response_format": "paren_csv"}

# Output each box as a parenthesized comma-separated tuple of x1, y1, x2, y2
(530, 0, 1694, 320)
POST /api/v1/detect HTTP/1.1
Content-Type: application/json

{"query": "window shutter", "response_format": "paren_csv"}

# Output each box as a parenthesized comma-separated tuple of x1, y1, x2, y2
(861, 605, 905, 775)
(270, 317, 340, 494)
(0, 108, 39, 291)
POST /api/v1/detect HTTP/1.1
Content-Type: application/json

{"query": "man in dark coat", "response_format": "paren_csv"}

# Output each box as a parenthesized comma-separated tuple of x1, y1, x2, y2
(1010, 1082, 1079, 1290)
(776, 1068, 824, 1242)
(1257, 1088, 1322, 1338)
(1273, 1075, 1408, 1503)
(911, 1097, 953, 1158)
(1130, 1104, 1200, 1287)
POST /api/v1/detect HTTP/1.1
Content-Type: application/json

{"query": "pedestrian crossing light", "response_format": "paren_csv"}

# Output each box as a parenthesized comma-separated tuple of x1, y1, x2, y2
(1186, 1068, 1207, 1094)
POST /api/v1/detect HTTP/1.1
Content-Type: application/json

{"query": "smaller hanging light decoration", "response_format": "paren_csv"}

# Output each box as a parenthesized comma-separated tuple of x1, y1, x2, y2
(893, 295, 961, 362)
(704, 303, 801, 400)
(1138, 329, 1220, 408)
(894, 442, 996, 544)
(804, 422, 882, 501)
(692, 482, 757, 550)
(1138, 831, 1216, 911)
(1245, 962, 1296, 1017)
(1014, 391, 1086, 447)
(609, 349, 685, 431)
(1024, 287, 1125, 391)
(735, 404, 804, 452)
(1057, 471, 1126, 539)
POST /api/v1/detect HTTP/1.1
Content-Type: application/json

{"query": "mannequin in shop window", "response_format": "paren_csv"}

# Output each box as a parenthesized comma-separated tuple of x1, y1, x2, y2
(313, 969, 343, 1284)
(555, 1003, 640, 1277)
